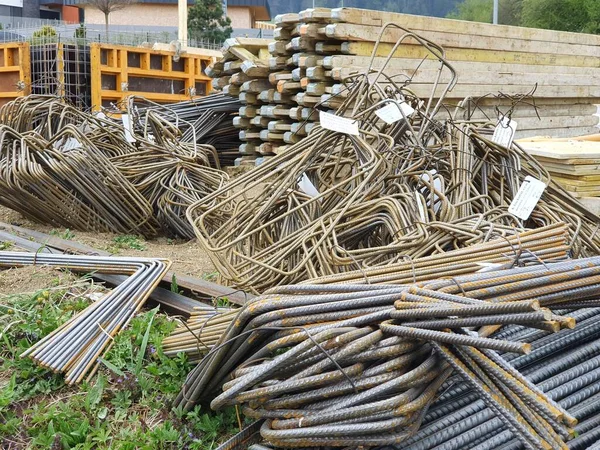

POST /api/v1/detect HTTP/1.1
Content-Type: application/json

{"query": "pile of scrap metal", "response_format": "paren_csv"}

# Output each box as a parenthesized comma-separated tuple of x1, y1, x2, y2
(0, 94, 229, 239)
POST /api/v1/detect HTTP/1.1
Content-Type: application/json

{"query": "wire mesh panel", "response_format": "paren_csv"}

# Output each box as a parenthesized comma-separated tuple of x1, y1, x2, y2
(62, 44, 91, 109)
(30, 42, 91, 109)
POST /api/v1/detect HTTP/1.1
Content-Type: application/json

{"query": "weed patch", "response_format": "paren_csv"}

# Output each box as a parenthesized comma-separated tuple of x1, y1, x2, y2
(0, 278, 240, 449)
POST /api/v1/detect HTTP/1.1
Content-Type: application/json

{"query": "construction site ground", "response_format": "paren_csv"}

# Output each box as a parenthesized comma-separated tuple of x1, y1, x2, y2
(0, 205, 217, 281)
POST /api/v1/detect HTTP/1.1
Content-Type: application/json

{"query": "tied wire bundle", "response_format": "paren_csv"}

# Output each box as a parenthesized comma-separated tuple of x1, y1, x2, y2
(175, 250, 600, 448)
(0, 252, 171, 384)
(186, 24, 600, 294)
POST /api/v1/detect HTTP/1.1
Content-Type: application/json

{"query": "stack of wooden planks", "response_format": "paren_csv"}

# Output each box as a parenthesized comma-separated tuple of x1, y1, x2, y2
(519, 135, 600, 198)
(206, 37, 272, 165)
(207, 7, 600, 163)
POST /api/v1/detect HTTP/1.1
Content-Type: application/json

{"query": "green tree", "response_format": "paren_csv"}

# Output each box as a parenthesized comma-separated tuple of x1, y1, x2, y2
(188, 0, 232, 44)
(521, 0, 600, 33)
(448, 0, 522, 25)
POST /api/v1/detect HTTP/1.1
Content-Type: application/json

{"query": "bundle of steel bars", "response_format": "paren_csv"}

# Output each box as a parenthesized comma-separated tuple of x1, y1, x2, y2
(163, 306, 238, 362)
(126, 94, 242, 167)
(0, 252, 171, 384)
(177, 253, 600, 448)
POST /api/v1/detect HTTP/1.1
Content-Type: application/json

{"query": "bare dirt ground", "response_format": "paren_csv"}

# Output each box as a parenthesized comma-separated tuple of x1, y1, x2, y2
(0, 205, 216, 280)
(0, 266, 77, 296)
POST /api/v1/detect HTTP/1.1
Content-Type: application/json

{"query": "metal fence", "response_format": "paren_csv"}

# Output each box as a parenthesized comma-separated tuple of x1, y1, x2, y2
(0, 15, 70, 30)
(0, 23, 223, 49)
(0, 19, 268, 48)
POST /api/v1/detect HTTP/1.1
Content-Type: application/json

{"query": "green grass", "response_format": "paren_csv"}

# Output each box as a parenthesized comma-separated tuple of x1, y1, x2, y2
(109, 236, 147, 253)
(0, 241, 12, 250)
(0, 280, 240, 449)
(50, 229, 76, 240)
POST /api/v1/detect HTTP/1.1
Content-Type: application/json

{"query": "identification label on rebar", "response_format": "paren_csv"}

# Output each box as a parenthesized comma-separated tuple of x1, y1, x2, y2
(375, 102, 415, 124)
(298, 173, 319, 197)
(492, 116, 517, 148)
(508, 176, 546, 220)
(121, 114, 136, 143)
(319, 111, 359, 135)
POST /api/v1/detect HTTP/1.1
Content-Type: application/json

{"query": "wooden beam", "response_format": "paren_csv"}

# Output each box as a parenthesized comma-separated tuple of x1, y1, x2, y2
(329, 7, 600, 47)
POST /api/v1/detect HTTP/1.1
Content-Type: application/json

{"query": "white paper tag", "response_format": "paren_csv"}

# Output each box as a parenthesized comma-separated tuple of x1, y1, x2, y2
(415, 192, 427, 222)
(121, 114, 136, 143)
(508, 176, 546, 220)
(375, 102, 415, 124)
(319, 111, 359, 135)
(53, 137, 82, 151)
(298, 173, 320, 197)
(492, 116, 517, 148)
(419, 170, 442, 213)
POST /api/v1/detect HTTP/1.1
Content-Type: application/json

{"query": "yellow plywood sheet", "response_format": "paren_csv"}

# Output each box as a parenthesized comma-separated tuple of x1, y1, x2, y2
(520, 141, 600, 161)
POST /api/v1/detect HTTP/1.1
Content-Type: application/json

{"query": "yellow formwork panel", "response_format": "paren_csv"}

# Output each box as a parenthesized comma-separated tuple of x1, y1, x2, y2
(0, 42, 30, 105)
(90, 43, 214, 111)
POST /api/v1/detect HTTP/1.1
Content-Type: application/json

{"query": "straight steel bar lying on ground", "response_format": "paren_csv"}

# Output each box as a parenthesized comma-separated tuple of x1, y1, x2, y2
(0, 251, 171, 384)
(0, 221, 253, 308)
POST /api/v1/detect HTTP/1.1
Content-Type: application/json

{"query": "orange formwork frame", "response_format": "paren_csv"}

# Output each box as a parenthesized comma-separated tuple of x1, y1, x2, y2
(0, 42, 31, 105)
(90, 43, 214, 111)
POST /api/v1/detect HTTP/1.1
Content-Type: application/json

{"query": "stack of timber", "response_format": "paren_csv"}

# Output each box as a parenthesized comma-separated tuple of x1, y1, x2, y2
(306, 7, 600, 138)
(207, 37, 272, 165)
(519, 135, 600, 198)
(208, 7, 600, 147)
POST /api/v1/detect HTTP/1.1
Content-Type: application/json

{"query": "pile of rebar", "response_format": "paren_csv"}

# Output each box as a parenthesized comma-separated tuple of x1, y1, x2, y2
(0, 251, 171, 383)
(0, 123, 157, 235)
(163, 306, 238, 362)
(0, 95, 229, 238)
(125, 93, 242, 167)
(178, 253, 600, 448)
(188, 22, 600, 293)
(161, 225, 568, 361)
(394, 312, 600, 450)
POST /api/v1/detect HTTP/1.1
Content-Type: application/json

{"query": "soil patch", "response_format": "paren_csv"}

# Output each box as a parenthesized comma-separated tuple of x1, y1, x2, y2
(0, 206, 216, 279)
(0, 265, 76, 296)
